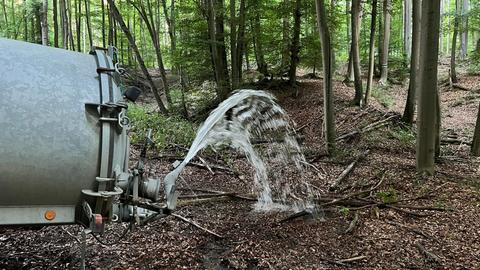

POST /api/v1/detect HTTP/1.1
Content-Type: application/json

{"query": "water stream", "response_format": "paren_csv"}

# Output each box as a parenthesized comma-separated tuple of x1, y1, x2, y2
(164, 90, 313, 211)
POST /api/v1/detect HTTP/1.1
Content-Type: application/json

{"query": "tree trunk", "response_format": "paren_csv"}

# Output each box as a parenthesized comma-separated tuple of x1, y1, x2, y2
(402, 0, 421, 124)
(460, 0, 469, 59)
(403, 0, 412, 59)
(102, 0, 106, 48)
(230, 0, 238, 88)
(379, 0, 391, 84)
(53, 0, 59, 47)
(235, 0, 246, 86)
(107, 0, 168, 114)
(84, 0, 93, 49)
(23, 0, 27, 41)
(252, 1, 267, 76)
(34, 4, 42, 44)
(214, 0, 230, 99)
(75, 0, 81, 51)
(351, 0, 363, 106)
(365, 0, 378, 106)
(67, 0, 75, 50)
(451, 0, 459, 84)
(416, 0, 441, 175)
(315, 0, 336, 154)
(281, 0, 290, 70)
(288, 0, 301, 86)
(41, 0, 49, 46)
(471, 102, 480, 156)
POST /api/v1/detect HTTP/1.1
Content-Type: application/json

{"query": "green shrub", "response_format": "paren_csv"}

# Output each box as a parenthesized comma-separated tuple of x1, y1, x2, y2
(371, 85, 395, 109)
(127, 104, 196, 150)
(389, 126, 416, 147)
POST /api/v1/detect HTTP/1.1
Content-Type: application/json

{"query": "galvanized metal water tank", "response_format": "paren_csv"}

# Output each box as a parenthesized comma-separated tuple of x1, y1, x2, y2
(0, 38, 129, 225)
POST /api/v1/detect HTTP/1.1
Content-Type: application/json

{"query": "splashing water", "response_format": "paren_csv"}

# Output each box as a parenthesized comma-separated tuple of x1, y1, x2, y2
(164, 89, 313, 211)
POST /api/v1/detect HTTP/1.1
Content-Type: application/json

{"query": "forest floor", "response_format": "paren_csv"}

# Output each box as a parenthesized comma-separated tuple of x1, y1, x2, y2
(1, 70, 480, 269)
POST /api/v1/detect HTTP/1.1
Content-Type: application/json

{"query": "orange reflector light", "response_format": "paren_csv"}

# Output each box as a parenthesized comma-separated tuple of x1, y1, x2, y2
(44, 210, 56, 221)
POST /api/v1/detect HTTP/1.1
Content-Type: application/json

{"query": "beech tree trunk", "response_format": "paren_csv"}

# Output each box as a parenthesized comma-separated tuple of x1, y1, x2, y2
(451, 0, 460, 84)
(230, 0, 238, 88)
(315, 0, 336, 154)
(403, 0, 411, 59)
(53, 0, 59, 47)
(351, 0, 363, 106)
(288, 0, 301, 86)
(379, 0, 391, 85)
(60, 0, 67, 49)
(75, 0, 81, 51)
(365, 0, 378, 106)
(416, 0, 441, 175)
(252, 1, 267, 76)
(471, 102, 480, 156)
(460, 0, 469, 59)
(41, 0, 48, 46)
(107, 0, 168, 114)
(234, 0, 246, 87)
(84, 0, 93, 49)
(402, 0, 421, 124)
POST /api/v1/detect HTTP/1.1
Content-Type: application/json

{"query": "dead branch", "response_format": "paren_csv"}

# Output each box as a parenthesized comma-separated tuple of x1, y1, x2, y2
(440, 138, 472, 146)
(385, 220, 432, 239)
(330, 150, 370, 191)
(337, 255, 367, 263)
(336, 115, 399, 141)
(415, 242, 441, 264)
(171, 213, 223, 239)
(344, 212, 359, 234)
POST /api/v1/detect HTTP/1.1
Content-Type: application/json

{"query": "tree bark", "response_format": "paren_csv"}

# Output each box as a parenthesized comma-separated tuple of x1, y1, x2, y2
(41, 0, 49, 46)
(416, 0, 441, 175)
(460, 0, 469, 59)
(84, 0, 93, 49)
(67, 0, 75, 50)
(379, 0, 391, 85)
(402, 0, 421, 124)
(75, 0, 81, 51)
(315, 0, 336, 154)
(403, 0, 412, 59)
(252, 0, 267, 76)
(288, 0, 301, 86)
(351, 0, 363, 106)
(106, 0, 168, 114)
(53, 0, 59, 47)
(365, 0, 378, 106)
(234, 0, 246, 87)
(451, 0, 459, 84)
(230, 0, 238, 88)
(471, 102, 480, 156)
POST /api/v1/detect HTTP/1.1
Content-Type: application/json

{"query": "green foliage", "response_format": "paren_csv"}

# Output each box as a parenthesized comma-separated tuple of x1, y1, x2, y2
(376, 188, 398, 204)
(389, 126, 415, 147)
(127, 104, 196, 149)
(371, 85, 395, 108)
(338, 207, 350, 216)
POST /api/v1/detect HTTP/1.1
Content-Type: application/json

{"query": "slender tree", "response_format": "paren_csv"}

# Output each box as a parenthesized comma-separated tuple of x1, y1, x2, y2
(471, 102, 480, 156)
(402, 0, 421, 124)
(379, 0, 391, 85)
(315, 0, 336, 154)
(288, 0, 301, 86)
(451, 0, 460, 83)
(40, 0, 48, 46)
(106, 0, 168, 114)
(416, 0, 441, 175)
(351, 0, 363, 106)
(53, 0, 59, 47)
(365, 0, 378, 105)
(251, 0, 267, 76)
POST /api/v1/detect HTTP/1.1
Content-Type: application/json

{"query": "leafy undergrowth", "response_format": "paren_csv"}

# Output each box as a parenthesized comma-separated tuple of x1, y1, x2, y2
(1, 75, 480, 269)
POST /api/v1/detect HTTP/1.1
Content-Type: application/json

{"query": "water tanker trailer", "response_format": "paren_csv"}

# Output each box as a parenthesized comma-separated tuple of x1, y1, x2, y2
(0, 38, 166, 230)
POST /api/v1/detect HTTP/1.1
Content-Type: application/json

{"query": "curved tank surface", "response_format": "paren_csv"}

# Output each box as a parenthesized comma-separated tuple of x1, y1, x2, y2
(0, 38, 129, 225)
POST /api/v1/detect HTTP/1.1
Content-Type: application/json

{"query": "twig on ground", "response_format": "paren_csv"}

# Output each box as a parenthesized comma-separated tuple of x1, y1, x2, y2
(330, 150, 370, 191)
(415, 242, 441, 264)
(336, 115, 399, 141)
(197, 156, 214, 175)
(385, 220, 432, 239)
(171, 213, 223, 239)
(344, 212, 359, 234)
(337, 255, 367, 263)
